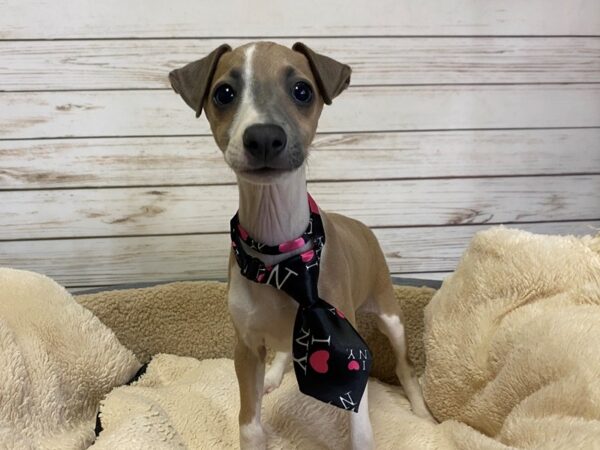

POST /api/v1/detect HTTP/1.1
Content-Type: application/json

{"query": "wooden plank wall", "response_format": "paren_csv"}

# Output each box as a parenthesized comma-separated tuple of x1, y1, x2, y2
(1, 0, 599, 290)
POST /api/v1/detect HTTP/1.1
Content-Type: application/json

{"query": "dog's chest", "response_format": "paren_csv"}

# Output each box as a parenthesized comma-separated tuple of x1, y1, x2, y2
(228, 269, 298, 350)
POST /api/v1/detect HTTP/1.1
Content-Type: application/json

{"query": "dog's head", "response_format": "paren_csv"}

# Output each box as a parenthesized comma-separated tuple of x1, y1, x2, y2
(169, 42, 351, 184)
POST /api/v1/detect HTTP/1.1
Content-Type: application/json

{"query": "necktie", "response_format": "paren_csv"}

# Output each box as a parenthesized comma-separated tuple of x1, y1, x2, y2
(230, 195, 372, 412)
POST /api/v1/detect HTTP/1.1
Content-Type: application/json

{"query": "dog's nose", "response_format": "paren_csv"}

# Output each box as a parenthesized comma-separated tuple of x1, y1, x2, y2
(243, 124, 287, 162)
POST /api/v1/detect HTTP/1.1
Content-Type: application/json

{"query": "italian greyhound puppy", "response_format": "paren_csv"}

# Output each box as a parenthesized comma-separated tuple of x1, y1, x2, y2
(169, 41, 433, 450)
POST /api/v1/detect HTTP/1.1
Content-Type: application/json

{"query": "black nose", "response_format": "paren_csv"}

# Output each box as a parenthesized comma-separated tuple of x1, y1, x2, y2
(243, 124, 287, 162)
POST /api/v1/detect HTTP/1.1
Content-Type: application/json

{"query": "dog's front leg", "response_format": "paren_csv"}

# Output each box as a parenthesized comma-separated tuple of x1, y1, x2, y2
(234, 337, 267, 450)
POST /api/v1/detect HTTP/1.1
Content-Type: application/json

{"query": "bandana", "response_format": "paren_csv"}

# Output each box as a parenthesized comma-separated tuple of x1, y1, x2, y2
(230, 195, 372, 412)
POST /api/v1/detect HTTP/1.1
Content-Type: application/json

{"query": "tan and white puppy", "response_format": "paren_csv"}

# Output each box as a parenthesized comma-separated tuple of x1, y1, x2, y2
(169, 41, 433, 449)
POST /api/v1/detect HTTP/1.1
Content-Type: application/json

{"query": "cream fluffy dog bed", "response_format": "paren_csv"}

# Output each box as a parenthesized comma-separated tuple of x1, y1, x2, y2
(1, 226, 600, 449)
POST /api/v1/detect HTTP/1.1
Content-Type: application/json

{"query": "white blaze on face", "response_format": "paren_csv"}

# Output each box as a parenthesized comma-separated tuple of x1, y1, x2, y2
(225, 44, 263, 165)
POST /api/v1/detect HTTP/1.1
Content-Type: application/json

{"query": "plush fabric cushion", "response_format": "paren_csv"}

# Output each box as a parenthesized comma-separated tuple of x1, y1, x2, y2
(0, 268, 141, 450)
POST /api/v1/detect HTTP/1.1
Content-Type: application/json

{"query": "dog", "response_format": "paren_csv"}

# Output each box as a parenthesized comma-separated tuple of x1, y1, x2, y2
(169, 41, 433, 449)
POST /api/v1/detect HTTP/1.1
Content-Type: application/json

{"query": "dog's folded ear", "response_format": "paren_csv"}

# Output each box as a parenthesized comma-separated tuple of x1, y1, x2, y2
(292, 42, 351, 105)
(169, 44, 231, 118)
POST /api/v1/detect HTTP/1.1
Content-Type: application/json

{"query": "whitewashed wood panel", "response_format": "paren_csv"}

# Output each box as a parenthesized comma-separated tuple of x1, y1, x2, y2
(2, 0, 599, 39)
(2, 129, 600, 189)
(395, 273, 450, 282)
(376, 222, 600, 273)
(2, 85, 600, 139)
(1, 176, 598, 240)
(2, 37, 600, 91)
(3, 221, 597, 288)
(0, 233, 230, 286)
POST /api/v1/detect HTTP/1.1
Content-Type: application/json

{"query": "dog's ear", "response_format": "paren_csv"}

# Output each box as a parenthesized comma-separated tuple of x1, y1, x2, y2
(169, 44, 231, 118)
(292, 42, 351, 105)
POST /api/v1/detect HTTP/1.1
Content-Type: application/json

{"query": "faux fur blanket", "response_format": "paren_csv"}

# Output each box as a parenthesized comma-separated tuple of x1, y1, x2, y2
(2, 226, 599, 449)
(0, 270, 434, 450)
(422, 226, 600, 449)
(0, 268, 141, 450)
(93, 227, 600, 449)
(93, 355, 433, 450)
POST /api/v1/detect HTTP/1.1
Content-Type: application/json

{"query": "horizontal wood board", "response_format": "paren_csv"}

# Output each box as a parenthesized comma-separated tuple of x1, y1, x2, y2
(2, 0, 600, 39)
(3, 221, 596, 287)
(1, 37, 599, 91)
(2, 85, 600, 139)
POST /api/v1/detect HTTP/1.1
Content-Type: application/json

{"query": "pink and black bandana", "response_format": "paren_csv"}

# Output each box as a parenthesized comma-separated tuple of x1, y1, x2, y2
(230, 195, 372, 412)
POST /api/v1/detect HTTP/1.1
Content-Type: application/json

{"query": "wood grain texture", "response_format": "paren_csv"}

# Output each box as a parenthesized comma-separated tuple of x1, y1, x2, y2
(2, 85, 600, 139)
(2, 0, 598, 291)
(3, 221, 597, 288)
(393, 273, 450, 282)
(2, 129, 600, 189)
(1, 176, 598, 240)
(2, 37, 600, 91)
(375, 222, 600, 273)
(2, 0, 600, 39)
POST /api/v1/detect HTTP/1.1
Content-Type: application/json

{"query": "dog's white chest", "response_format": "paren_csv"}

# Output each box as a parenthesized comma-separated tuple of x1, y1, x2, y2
(228, 269, 298, 351)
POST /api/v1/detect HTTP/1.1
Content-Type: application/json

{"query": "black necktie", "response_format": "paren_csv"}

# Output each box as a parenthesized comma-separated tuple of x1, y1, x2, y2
(230, 195, 372, 412)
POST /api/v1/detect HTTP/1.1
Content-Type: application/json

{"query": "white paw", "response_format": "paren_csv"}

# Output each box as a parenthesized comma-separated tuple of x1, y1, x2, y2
(263, 368, 283, 394)
(240, 421, 267, 450)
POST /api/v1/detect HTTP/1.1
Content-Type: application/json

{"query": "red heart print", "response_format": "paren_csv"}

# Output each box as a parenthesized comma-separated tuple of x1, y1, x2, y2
(309, 350, 330, 374)
(348, 360, 360, 371)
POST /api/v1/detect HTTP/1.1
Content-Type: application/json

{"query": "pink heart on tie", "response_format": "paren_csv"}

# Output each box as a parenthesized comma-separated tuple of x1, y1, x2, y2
(309, 350, 330, 374)
(348, 360, 360, 371)
(300, 250, 315, 263)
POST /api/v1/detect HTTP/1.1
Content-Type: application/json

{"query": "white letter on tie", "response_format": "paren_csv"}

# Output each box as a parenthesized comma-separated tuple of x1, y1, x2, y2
(339, 392, 356, 410)
(294, 355, 307, 374)
(295, 327, 310, 349)
(267, 265, 299, 289)
(311, 335, 331, 346)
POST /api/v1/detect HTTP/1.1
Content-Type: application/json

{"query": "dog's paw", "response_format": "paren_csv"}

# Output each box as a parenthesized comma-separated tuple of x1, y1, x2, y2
(240, 421, 267, 450)
(263, 368, 284, 394)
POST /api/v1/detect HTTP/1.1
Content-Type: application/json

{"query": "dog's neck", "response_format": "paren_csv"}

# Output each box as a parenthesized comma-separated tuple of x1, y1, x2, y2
(237, 166, 310, 248)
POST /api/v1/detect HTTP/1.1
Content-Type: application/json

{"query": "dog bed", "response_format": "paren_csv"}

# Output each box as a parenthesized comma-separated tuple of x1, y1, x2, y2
(1, 226, 599, 449)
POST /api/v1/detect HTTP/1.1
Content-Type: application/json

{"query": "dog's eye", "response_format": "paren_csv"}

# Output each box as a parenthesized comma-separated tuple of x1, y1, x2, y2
(291, 81, 313, 104)
(213, 84, 236, 106)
